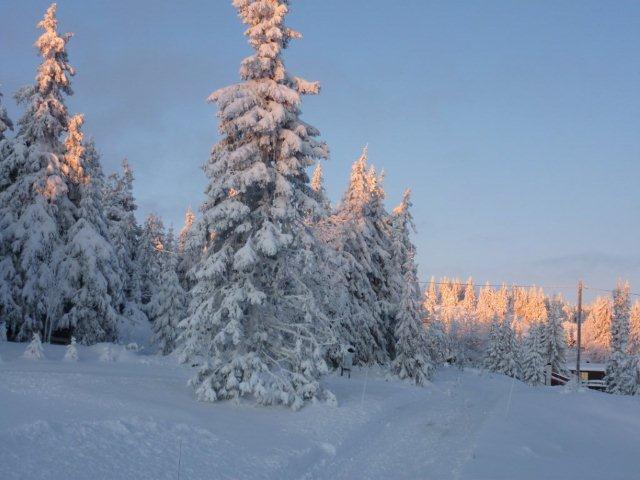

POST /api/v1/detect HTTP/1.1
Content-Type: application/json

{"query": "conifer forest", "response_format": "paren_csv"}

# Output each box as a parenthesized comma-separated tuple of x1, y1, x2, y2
(1, 2, 639, 479)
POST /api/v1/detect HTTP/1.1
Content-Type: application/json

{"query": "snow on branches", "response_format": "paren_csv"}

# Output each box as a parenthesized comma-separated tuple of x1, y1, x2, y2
(182, 0, 333, 409)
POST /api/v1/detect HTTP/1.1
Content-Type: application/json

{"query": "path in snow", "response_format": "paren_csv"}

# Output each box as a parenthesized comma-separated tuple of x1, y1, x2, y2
(292, 370, 505, 480)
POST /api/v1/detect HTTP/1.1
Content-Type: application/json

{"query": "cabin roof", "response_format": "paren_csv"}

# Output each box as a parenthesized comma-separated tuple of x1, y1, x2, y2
(566, 362, 606, 373)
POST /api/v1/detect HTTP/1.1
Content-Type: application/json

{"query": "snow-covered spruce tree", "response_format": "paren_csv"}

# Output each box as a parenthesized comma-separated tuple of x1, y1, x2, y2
(628, 300, 640, 356)
(422, 277, 438, 317)
(104, 160, 148, 327)
(455, 277, 487, 366)
(392, 262, 434, 384)
(138, 213, 166, 312)
(320, 148, 401, 365)
(476, 283, 495, 324)
(439, 278, 461, 327)
(492, 284, 511, 324)
(389, 190, 434, 382)
(23, 332, 45, 360)
(178, 207, 195, 254)
(313, 212, 383, 367)
(295, 222, 348, 369)
(54, 115, 123, 343)
(605, 281, 637, 395)
(484, 317, 503, 373)
(520, 323, 547, 385)
(423, 309, 447, 366)
(485, 317, 520, 378)
(309, 161, 330, 216)
(0, 86, 21, 336)
(0, 86, 13, 181)
(523, 287, 548, 329)
(500, 319, 520, 378)
(542, 294, 567, 374)
(63, 336, 78, 361)
(584, 296, 612, 361)
(461, 277, 476, 313)
(457, 309, 486, 367)
(321, 151, 387, 363)
(181, 0, 334, 409)
(177, 206, 199, 290)
(362, 157, 403, 351)
(149, 232, 187, 355)
(0, 4, 76, 341)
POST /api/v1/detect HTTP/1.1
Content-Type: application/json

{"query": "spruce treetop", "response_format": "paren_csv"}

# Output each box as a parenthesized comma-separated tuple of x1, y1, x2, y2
(341, 147, 370, 212)
(178, 206, 195, 253)
(310, 162, 324, 194)
(17, 3, 74, 146)
(462, 277, 477, 312)
(340, 146, 387, 220)
(234, 0, 301, 82)
(391, 189, 412, 224)
(206, 0, 328, 233)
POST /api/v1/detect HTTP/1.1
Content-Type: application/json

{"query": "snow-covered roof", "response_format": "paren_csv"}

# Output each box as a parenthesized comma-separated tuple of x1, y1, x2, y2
(566, 362, 606, 372)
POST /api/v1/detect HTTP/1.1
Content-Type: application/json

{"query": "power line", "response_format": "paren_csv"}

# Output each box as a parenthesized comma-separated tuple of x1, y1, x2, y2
(583, 285, 640, 297)
(417, 280, 640, 297)
(417, 280, 575, 290)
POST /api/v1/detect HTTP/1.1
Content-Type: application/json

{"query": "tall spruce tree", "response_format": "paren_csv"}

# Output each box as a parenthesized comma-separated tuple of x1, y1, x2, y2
(392, 263, 435, 384)
(485, 317, 520, 378)
(542, 294, 567, 374)
(318, 148, 394, 365)
(138, 213, 166, 311)
(0, 4, 76, 340)
(605, 281, 637, 395)
(181, 0, 333, 409)
(54, 115, 123, 343)
(177, 206, 198, 290)
(149, 230, 187, 355)
(390, 190, 434, 383)
(500, 319, 521, 378)
(484, 317, 503, 373)
(104, 160, 147, 327)
(0, 86, 19, 337)
(309, 161, 330, 215)
(0, 86, 13, 175)
(520, 323, 546, 385)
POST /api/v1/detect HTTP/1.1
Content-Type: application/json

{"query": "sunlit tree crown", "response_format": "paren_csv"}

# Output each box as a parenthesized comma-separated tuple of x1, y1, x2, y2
(17, 3, 74, 145)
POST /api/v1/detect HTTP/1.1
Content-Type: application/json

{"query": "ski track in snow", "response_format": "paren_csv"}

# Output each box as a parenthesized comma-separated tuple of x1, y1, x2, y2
(1, 343, 639, 480)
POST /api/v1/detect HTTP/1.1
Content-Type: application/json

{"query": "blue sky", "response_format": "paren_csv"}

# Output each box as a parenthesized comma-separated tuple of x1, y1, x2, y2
(1, 1, 639, 300)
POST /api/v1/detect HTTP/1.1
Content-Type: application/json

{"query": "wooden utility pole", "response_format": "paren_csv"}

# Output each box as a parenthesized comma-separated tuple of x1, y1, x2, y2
(576, 280, 583, 384)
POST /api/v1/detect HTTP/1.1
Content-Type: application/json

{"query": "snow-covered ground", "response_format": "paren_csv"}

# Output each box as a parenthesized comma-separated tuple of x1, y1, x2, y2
(1, 342, 638, 480)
